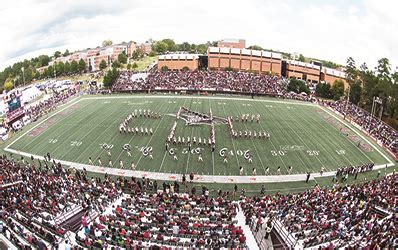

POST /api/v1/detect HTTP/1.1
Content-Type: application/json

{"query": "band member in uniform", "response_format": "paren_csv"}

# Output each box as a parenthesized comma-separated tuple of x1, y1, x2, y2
(277, 166, 281, 175)
(288, 166, 292, 175)
(223, 155, 228, 164)
(88, 157, 93, 165)
(252, 167, 257, 175)
(131, 161, 136, 170)
(97, 157, 102, 166)
(198, 154, 203, 162)
(108, 159, 113, 168)
(265, 166, 269, 175)
(239, 166, 244, 175)
(119, 160, 124, 169)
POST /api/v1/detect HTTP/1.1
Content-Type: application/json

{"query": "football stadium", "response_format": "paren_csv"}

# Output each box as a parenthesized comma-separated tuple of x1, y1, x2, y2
(0, 1, 397, 249)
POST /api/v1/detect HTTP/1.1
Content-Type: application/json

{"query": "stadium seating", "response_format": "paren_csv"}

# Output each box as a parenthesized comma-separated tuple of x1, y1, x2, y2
(240, 174, 396, 249)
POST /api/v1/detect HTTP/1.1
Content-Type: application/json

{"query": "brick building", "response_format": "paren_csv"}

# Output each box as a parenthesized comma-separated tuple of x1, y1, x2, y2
(158, 54, 199, 70)
(284, 60, 321, 83)
(207, 47, 282, 75)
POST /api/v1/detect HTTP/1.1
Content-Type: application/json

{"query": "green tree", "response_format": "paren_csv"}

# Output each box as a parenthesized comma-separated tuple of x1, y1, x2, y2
(331, 80, 345, 100)
(127, 63, 132, 70)
(287, 78, 309, 94)
(161, 39, 177, 51)
(64, 61, 71, 75)
(70, 60, 79, 74)
(132, 50, 143, 60)
(118, 52, 128, 64)
(132, 62, 138, 69)
(247, 45, 263, 50)
(179, 42, 191, 51)
(54, 51, 62, 58)
(103, 67, 120, 88)
(315, 82, 332, 98)
(55, 61, 65, 75)
(182, 66, 190, 71)
(4, 78, 13, 91)
(196, 44, 207, 54)
(348, 82, 362, 105)
(298, 54, 305, 62)
(99, 60, 107, 70)
(78, 59, 86, 73)
(102, 39, 113, 47)
(160, 65, 169, 72)
(112, 60, 121, 68)
(63, 49, 70, 56)
(153, 41, 168, 54)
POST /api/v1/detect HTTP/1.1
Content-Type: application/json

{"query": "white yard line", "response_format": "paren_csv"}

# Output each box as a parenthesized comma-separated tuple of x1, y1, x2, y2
(5, 98, 82, 151)
(231, 101, 266, 174)
(84, 95, 317, 106)
(280, 111, 326, 168)
(5, 147, 393, 183)
(4, 95, 395, 184)
(220, 103, 241, 170)
(135, 104, 171, 169)
(250, 103, 290, 171)
(208, 99, 216, 175)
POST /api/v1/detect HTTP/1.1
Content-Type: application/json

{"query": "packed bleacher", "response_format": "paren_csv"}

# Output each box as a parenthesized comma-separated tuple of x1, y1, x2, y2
(327, 100, 397, 155)
(240, 173, 396, 249)
(76, 192, 245, 249)
(24, 89, 77, 123)
(1, 151, 396, 249)
(113, 70, 287, 96)
(0, 155, 121, 249)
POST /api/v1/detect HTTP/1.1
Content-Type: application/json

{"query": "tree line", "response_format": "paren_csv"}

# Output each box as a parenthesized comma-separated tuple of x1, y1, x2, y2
(316, 57, 398, 127)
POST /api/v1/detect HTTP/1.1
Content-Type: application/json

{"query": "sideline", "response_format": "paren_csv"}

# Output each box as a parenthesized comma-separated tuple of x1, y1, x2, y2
(3, 147, 394, 183)
(4, 95, 395, 184)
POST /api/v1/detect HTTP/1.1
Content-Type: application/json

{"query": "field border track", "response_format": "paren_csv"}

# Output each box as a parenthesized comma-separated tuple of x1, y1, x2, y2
(4, 95, 395, 184)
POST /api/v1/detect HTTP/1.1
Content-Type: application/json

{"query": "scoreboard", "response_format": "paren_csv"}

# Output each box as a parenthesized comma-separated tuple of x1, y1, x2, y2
(4, 89, 24, 124)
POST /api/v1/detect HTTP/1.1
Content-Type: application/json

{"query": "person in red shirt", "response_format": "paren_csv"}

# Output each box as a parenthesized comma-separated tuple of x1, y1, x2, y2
(239, 235, 246, 243)
(143, 231, 150, 239)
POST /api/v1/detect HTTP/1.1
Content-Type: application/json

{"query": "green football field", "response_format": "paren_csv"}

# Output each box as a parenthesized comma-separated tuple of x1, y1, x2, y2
(6, 94, 394, 178)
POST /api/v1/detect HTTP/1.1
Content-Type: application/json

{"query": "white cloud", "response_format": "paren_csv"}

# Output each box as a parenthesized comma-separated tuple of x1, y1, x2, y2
(1, 0, 397, 70)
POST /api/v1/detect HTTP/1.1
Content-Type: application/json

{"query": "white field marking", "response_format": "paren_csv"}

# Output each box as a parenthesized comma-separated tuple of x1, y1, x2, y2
(17, 99, 94, 152)
(288, 108, 354, 168)
(105, 113, 155, 169)
(158, 151, 168, 172)
(65, 105, 125, 162)
(220, 102, 241, 169)
(231, 100, 266, 174)
(302, 108, 358, 167)
(280, 113, 326, 168)
(54, 104, 118, 158)
(112, 108, 158, 167)
(249, 102, 290, 171)
(4, 147, 394, 183)
(157, 98, 188, 172)
(135, 99, 175, 169)
(208, 98, 215, 175)
(5, 98, 82, 151)
(185, 120, 196, 174)
(6, 95, 394, 182)
(83, 95, 316, 106)
(320, 106, 394, 165)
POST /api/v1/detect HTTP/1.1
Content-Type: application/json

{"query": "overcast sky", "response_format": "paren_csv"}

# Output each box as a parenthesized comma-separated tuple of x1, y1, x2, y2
(1, 0, 397, 70)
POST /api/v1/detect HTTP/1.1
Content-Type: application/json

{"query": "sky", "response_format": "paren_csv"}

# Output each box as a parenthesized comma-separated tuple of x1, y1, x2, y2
(1, 0, 397, 70)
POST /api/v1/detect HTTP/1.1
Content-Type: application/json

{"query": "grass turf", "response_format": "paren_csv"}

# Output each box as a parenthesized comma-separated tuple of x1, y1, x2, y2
(6, 94, 393, 179)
